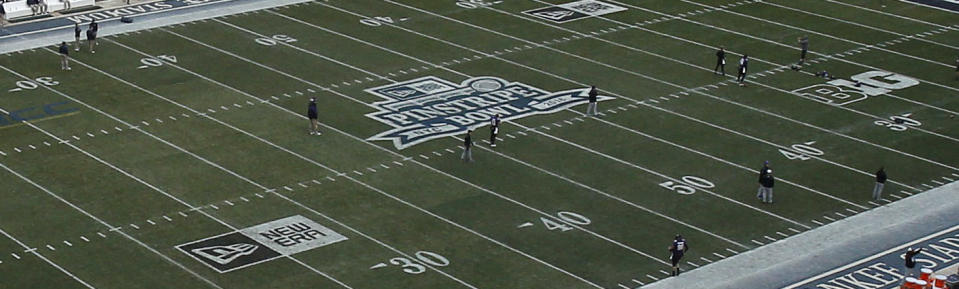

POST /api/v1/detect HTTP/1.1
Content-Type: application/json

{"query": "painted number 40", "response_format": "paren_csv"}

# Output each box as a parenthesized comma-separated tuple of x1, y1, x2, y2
(137, 55, 177, 69)
(779, 141, 824, 161)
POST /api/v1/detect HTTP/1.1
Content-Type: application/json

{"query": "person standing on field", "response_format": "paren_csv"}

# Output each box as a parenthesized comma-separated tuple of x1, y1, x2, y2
(798, 36, 809, 65)
(585, 85, 598, 117)
(307, 97, 320, 135)
(461, 130, 473, 162)
(73, 23, 81, 51)
(954, 55, 958, 80)
(58, 42, 71, 71)
(873, 167, 886, 200)
(714, 47, 726, 76)
(757, 161, 769, 200)
(86, 28, 96, 54)
(737, 54, 749, 86)
(759, 165, 774, 204)
(489, 114, 500, 148)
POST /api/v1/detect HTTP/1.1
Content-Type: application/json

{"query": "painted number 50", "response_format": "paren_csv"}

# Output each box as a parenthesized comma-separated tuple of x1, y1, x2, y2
(659, 176, 714, 195)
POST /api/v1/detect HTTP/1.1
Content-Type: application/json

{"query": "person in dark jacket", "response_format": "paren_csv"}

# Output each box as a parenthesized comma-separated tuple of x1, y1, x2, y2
(585, 86, 599, 116)
(73, 23, 81, 52)
(58, 42, 71, 71)
(759, 166, 774, 204)
(461, 130, 473, 162)
(86, 28, 96, 54)
(873, 167, 886, 200)
(798, 36, 809, 65)
(307, 97, 320, 135)
(489, 114, 500, 148)
(757, 161, 770, 200)
(714, 47, 726, 76)
(668, 234, 688, 277)
(737, 54, 749, 86)
(903, 247, 923, 278)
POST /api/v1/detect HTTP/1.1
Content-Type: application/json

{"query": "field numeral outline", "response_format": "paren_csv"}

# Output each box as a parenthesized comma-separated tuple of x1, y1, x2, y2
(540, 211, 591, 232)
(9, 76, 58, 92)
(254, 35, 298, 46)
(360, 16, 396, 27)
(137, 55, 178, 69)
(778, 141, 824, 161)
(376, 251, 450, 275)
(455, 0, 501, 9)
(874, 114, 921, 132)
(659, 175, 715, 195)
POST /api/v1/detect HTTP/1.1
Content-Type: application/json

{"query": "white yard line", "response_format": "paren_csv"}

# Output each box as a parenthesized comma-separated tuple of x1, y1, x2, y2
(0, 63, 354, 289)
(762, 0, 959, 50)
(267, 8, 763, 244)
(678, 0, 959, 93)
(0, 226, 96, 289)
(547, 0, 959, 168)
(0, 160, 223, 289)
(824, 0, 959, 30)
(98, 36, 584, 289)
(380, 0, 927, 189)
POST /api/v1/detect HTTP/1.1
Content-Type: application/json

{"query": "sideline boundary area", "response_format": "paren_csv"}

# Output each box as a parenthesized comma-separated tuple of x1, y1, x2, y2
(0, 0, 310, 54)
(644, 181, 959, 289)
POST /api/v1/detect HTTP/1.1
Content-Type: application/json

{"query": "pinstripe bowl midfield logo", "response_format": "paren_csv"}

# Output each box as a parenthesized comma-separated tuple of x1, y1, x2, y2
(365, 76, 613, 149)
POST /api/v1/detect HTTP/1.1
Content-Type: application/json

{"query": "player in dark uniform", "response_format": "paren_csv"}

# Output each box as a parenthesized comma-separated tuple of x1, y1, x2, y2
(714, 47, 725, 76)
(585, 86, 598, 116)
(798, 36, 809, 65)
(757, 161, 770, 200)
(954, 56, 958, 80)
(461, 130, 473, 162)
(89, 20, 98, 46)
(85, 28, 96, 54)
(668, 235, 688, 276)
(58, 42, 71, 71)
(737, 54, 748, 86)
(73, 23, 81, 51)
(307, 97, 320, 135)
(489, 114, 500, 147)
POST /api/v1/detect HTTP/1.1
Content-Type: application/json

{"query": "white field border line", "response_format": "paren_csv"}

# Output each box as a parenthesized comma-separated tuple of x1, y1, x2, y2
(568, 0, 959, 168)
(0, 62, 353, 289)
(101, 37, 580, 289)
(265, 8, 758, 247)
(259, 12, 742, 258)
(0, 161, 224, 289)
(762, 1, 959, 50)
(678, 0, 959, 93)
(896, 0, 959, 15)
(509, 0, 959, 173)
(0, 0, 302, 41)
(0, 226, 96, 289)
(378, 1, 925, 189)
(783, 222, 959, 289)
(824, 0, 959, 29)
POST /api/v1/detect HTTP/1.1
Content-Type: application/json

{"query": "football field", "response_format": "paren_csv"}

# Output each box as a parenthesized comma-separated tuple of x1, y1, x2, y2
(0, 0, 958, 288)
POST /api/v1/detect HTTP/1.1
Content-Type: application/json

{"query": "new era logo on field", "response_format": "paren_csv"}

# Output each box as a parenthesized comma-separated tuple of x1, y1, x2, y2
(177, 232, 281, 272)
(177, 215, 347, 273)
(524, 0, 626, 23)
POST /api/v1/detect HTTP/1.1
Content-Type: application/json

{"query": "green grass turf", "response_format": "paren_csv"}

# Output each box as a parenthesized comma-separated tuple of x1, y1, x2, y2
(0, 0, 957, 288)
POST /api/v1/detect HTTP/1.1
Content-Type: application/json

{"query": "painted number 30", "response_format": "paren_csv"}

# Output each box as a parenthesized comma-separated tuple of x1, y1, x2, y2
(388, 251, 450, 274)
